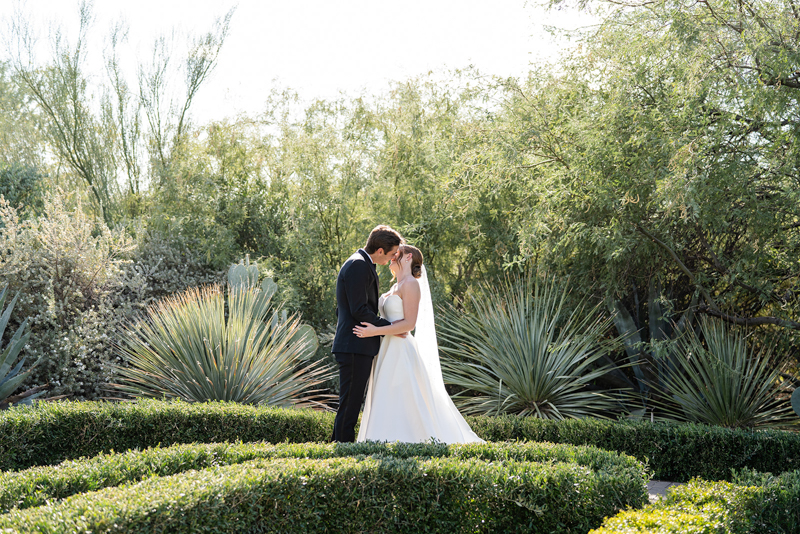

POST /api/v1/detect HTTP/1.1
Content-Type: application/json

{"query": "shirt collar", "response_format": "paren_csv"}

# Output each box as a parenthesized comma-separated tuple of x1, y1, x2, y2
(359, 248, 374, 264)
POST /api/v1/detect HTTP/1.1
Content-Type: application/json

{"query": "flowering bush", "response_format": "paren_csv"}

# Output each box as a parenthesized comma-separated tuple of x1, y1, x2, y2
(0, 192, 223, 400)
(0, 193, 134, 399)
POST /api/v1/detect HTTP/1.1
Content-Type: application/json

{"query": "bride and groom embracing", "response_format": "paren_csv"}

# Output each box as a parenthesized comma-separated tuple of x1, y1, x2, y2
(331, 225, 483, 444)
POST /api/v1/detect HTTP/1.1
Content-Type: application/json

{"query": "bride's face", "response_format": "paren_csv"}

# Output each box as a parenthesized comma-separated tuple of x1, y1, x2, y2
(389, 249, 401, 277)
(388, 248, 409, 277)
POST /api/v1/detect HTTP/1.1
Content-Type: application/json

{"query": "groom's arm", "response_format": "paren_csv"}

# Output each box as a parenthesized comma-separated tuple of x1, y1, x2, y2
(344, 260, 391, 328)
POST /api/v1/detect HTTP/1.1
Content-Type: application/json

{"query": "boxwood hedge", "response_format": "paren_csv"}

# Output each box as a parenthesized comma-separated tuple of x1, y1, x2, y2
(731, 468, 800, 533)
(468, 415, 800, 482)
(2, 399, 797, 481)
(0, 399, 331, 470)
(0, 455, 647, 534)
(0, 440, 647, 514)
(591, 470, 800, 533)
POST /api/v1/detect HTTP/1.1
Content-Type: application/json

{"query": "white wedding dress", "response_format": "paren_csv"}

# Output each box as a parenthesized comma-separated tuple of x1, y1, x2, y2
(357, 270, 483, 444)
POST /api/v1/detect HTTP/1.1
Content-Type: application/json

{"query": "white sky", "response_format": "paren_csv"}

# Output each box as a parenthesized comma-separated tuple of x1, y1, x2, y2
(1, 0, 596, 124)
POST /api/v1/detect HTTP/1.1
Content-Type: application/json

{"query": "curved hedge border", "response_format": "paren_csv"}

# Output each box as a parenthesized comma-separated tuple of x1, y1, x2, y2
(2, 399, 798, 481)
(0, 455, 647, 534)
(469, 415, 800, 482)
(0, 399, 331, 470)
(0, 440, 646, 513)
(591, 470, 800, 533)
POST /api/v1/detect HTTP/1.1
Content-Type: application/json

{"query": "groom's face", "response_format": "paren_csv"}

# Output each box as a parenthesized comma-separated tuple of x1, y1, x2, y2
(374, 245, 400, 266)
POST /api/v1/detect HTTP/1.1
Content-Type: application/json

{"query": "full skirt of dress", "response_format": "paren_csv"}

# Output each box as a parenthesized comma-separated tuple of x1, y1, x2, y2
(357, 333, 484, 444)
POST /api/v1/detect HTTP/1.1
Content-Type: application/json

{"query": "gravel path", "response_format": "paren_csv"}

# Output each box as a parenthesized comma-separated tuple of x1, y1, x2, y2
(646, 480, 684, 503)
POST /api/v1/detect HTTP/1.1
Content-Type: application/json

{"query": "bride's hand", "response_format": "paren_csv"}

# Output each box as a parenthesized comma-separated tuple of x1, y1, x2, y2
(354, 322, 379, 338)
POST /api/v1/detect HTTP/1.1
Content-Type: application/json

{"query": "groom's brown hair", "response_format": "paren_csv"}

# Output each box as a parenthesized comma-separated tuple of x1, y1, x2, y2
(365, 225, 404, 254)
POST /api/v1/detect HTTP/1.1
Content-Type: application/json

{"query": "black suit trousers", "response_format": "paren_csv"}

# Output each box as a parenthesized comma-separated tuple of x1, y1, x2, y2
(332, 352, 373, 443)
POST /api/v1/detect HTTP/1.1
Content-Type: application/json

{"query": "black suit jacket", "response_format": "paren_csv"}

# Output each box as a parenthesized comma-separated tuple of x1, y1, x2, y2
(332, 249, 392, 356)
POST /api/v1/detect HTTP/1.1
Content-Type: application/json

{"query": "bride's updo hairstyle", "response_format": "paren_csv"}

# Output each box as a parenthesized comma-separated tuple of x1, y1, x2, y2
(400, 245, 424, 279)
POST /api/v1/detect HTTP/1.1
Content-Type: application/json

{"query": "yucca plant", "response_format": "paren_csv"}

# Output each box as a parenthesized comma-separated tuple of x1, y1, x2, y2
(609, 279, 698, 418)
(112, 284, 334, 409)
(438, 275, 621, 419)
(651, 317, 796, 429)
(0, 286, 45, 410)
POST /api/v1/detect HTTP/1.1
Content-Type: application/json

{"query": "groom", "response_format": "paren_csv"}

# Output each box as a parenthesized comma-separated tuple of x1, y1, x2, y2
(331, 225, 404, 442)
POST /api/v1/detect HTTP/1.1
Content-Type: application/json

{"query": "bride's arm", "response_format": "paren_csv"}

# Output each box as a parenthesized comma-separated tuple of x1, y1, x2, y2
(353, 280, 420, 338)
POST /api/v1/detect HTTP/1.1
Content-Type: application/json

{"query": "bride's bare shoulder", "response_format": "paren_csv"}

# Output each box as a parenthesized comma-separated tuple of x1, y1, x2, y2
(398, 277, 420, 297)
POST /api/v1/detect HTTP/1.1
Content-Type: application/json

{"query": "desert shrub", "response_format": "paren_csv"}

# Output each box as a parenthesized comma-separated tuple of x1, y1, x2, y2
(439, 275, 621, 418)
(112, 283, 333, 407)
(0, 191, 227, 401)
(121, 231, 224, 304)
(0, 194, 136, 400)
(651, 317, 797, 430)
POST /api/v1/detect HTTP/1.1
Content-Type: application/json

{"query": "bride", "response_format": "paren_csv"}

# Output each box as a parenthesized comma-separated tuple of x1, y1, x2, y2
(352, 245, 483, 444)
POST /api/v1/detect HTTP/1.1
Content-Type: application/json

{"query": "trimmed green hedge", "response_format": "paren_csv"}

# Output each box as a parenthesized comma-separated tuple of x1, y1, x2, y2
(0, 440, 646, 513)
(732, 468, 800, 532)
(591, 471, 800, 533)
(590, 480, 758, 533)
(0, 455, 647, 534)
(2, 399, 798, 481)
(468, 415, 800, 482)
(0, 399, 331, 470)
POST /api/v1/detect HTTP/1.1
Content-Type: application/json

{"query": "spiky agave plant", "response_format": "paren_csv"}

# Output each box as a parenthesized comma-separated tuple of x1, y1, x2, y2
(438, 275, 620, 419)
(112, 284, 334, 409)
(653, 317, 796, 430)
(0, 286, 45, 410)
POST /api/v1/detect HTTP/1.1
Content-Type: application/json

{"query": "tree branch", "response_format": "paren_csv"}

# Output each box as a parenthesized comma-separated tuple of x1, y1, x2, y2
(698, 305, 800, 330)
(636, 224, 719, 310)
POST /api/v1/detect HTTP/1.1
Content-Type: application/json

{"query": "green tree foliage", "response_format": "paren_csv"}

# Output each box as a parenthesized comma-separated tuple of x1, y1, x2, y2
(7, 2, 233, 225)
(0, 62, 43, 172)
(370, 79, 524, 297)
(0, 58, 49, 219)
(138, 11, 233, 182)
(257, 93, 387, 327)
(10, 3, 118, 225)
(0, 164, 45, 217)
(253, 78, 525, 327)
(146, 120, 274, 268)
(502, 0, 800, 334)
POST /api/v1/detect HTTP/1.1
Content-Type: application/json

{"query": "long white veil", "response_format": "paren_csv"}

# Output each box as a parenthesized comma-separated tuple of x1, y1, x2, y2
(414, 265, 447, 392)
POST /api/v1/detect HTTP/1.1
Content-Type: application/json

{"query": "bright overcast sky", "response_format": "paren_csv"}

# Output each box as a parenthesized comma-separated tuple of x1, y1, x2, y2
(1, 0, 596, 124)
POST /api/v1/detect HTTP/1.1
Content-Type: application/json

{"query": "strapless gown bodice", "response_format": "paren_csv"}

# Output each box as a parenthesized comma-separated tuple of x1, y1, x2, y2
(379, 294, 404, 323)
